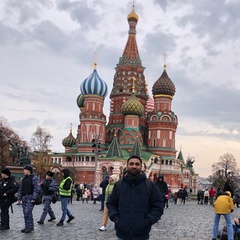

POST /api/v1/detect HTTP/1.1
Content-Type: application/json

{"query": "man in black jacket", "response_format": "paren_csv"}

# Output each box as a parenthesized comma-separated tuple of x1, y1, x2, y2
(99, 176, 109, 211)
(37, 171, 57, 224)
(155, 174, 168, 208)
(17, 165, 40, 233)
(0, 168, 18, 230)
(107, 155, 164, 240)
(223, 178, 234, 198)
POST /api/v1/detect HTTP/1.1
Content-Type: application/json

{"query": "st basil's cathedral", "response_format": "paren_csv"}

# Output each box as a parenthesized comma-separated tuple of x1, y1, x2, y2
(53, 5, 198, 193)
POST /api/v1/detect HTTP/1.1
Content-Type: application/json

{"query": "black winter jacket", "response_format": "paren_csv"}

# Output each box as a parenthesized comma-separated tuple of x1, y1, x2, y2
(107, 172, 164, 240)
(155, 177, 168, 199)
(0, 176, 18, 203)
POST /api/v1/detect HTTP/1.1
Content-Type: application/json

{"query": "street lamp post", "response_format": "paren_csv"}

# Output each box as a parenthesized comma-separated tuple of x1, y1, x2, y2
(92, 136, 101, 185)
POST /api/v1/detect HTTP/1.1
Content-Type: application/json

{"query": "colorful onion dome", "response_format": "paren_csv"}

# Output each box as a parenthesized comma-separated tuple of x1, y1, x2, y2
(127, 5, 139, 22)
(62, 127, 76, 148)
(146, 95, 154, 112)
(146, 83, 154, 112)
(121, 92, 144, 116)
(80, 64, 108, 98)
(152, 64, 175, 97)
(76, 94, 84, 108)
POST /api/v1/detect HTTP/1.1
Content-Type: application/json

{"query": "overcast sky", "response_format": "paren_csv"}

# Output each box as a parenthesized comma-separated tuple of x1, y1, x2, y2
(1, 0, 240, 178)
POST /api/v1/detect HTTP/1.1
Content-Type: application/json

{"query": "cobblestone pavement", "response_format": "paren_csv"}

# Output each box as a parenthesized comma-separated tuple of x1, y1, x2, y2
(1, 198, 239, 240)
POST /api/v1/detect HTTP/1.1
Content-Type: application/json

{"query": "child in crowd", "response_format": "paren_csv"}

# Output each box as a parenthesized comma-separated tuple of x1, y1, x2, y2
(82, 188, 89, 204)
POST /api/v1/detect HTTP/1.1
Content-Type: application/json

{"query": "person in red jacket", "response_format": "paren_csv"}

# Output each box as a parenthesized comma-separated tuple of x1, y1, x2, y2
(209, 188, 216, 205)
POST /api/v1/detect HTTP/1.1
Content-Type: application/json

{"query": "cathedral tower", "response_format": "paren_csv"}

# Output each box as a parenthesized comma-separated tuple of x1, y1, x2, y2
(147, 63, 178, 157)
(106, 5, 148, 144)
(76, 61, 108, 153)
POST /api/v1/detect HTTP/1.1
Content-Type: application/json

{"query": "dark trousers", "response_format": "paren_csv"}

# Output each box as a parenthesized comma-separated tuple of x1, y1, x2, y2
(22, 195, 35, 229)
(40, 195, 55, 221)
(100, 194, 104, 210)
(0, 199, 10, 227)
(164, 198, 169, 208)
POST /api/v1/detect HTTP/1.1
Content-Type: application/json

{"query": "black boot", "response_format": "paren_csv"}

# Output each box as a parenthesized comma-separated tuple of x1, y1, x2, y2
(67, 216, 75, 223)
(56, 220, 64, 226)
(23, 228, 34, 233)
(48, 217, 56, 222)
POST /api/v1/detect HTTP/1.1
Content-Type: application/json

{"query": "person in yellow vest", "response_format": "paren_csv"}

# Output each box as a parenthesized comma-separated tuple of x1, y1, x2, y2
(56, 169, 75, 226)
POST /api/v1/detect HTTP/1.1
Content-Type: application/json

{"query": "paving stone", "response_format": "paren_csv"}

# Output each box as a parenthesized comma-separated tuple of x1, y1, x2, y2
(1, 199, 239, 239)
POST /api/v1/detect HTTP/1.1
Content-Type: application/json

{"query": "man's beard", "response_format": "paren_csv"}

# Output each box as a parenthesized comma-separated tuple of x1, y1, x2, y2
(128, 168, 141, 176)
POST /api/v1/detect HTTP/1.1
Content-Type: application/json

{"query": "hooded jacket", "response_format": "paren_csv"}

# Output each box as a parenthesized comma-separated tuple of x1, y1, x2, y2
(107, 172, 164, 240)
(100, 177, 109, 196)
(155, 176, 168, 198)
(214, 191, 234, 214)
(104, 178, 117, 203)
(59, 169, 72, 197)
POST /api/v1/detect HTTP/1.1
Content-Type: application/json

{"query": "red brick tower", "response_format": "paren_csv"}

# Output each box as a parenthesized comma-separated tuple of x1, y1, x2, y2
(148, 63, 178, 157)
(106, 5, 148, 144)
(76, 62, 108, 154)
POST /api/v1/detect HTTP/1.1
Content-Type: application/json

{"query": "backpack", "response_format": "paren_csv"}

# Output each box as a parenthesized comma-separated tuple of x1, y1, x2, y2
(115, 178, 152, 198)
(51, 191, 59, 204)
(29, 174, 42, 205)
(218, 226, 228, 240)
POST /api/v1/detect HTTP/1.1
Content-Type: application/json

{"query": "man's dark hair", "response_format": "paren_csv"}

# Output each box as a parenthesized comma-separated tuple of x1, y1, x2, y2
(127, 155, 142, 164)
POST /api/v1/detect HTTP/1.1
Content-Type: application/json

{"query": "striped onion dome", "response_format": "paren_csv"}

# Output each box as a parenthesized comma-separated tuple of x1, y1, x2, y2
(146, 95, 154, 112)
(146, 83, 154, 112)
(80, 65, 108, 98)
(62, 129, 76, 148)
(76, 94, 84, 108)
(152, 64, 175, 97)
(122, 92, 144, 116)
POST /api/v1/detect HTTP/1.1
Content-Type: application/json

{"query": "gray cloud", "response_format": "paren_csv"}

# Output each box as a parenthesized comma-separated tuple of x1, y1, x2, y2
(57, 0, 102, 30)
(153, 0, 169, 12)
(32, 21, 68, 52)
(141, 30, 177, 61)
(0, 23, 23, 45)
(3, 0, 50, 25)
(175, 0, 240, 43)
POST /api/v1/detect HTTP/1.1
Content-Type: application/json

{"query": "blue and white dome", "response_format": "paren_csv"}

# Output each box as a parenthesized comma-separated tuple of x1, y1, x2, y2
(80, 68, 108, 98)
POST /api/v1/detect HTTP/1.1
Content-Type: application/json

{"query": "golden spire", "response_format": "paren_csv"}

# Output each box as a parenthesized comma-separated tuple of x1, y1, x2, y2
(70, 123, 73, 133)
(132, 77, 136, 92)
(163, 51, 167, 70)
(93, 52, 98, 70)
